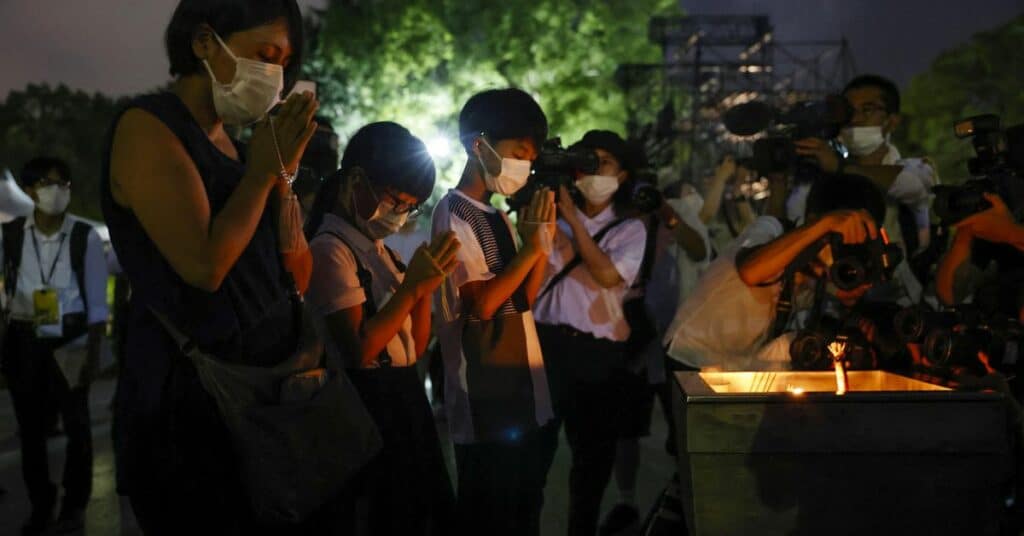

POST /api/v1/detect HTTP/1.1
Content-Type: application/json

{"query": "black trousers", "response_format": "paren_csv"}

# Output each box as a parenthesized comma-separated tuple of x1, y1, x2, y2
(537, 323, 631, 536)
(345, 366, 455, 535)
(453, 420, 560, 536)
(2, 320, 93, 514)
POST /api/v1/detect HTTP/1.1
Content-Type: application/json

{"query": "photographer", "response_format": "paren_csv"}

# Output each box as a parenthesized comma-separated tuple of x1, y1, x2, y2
(101, 1, 323, 532)
(431, 88, 556, 536)
(664, 173, 888, 370)
(794, 75, 936, 301)
(937, 192, 1024, 316)
(530, 130, 647, 535)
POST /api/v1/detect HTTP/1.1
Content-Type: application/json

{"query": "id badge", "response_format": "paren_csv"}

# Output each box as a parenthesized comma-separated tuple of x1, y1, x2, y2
(33, 288, 63, 338)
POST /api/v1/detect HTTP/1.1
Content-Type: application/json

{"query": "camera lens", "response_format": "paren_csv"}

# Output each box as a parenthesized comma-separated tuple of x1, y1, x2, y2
(830, 257, 867, 291)
(924, 328, 953, 365)
(893, 308, 925, 343)
(790, 331, 829, 370)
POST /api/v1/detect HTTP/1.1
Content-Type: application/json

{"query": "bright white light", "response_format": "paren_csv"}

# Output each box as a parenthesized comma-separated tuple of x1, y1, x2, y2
(427, 137, 452, 159)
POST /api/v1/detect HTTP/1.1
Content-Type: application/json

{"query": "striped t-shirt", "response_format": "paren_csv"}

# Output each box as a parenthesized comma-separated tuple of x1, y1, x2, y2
(431, 189, 554, 444)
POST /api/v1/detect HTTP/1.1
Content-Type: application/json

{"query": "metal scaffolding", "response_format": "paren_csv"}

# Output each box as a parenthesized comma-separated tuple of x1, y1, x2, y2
(616, 14, 858, 179)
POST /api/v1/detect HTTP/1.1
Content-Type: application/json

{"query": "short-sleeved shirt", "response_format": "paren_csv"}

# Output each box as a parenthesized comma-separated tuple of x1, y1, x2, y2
(308, 214, 416, 369)
(432, 189, 553, 445)
(533, 205, 647, 342)
(664, 216, 789, 370)
(1, 214, 109, 335)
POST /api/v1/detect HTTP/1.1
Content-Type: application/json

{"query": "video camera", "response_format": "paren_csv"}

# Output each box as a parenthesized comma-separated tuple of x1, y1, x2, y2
(722, 96, 851, 180)
(507, 137, 598, 212)
(893, 305, 1023, 376)
(932, 115, 1024, 224)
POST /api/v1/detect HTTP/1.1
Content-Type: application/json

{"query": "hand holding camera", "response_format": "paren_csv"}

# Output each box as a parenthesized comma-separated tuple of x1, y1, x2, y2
(822, 209, 878, 245)
(955, 192, 1024, 249)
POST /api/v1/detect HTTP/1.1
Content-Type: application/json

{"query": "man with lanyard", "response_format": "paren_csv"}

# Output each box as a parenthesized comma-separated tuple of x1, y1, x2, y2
(793, 74, 936, 303)
(1, 157, 108, 535)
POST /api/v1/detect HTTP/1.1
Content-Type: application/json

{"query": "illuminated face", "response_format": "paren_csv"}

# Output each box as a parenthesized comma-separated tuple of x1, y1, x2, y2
(475, 136, 538, 176)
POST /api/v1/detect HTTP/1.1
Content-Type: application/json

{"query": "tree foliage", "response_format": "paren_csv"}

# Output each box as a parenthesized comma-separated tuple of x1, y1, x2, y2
(899, 14, 1024, 183)
(305, 0, 680, 194)
(0, 83, 128, 220)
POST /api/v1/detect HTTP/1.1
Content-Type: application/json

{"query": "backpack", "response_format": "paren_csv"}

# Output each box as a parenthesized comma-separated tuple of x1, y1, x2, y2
(2, 217, 93, 312)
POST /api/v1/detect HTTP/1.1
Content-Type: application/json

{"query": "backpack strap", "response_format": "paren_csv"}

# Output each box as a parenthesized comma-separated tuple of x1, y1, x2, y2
(316, 229, 391, 368)
(538, 218, 631, 302)
(70, 220, 92, 315)
(2, 217, 26, 303)
(631, 214, 659, 291)
(382, 245, 406, 274)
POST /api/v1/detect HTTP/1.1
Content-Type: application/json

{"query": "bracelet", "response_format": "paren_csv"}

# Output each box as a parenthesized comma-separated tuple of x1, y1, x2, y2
(268, 117, 296, 185)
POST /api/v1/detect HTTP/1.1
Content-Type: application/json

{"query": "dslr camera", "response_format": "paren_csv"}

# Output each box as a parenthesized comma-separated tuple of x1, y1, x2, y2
(893, 305, 1023, 376)
(721, 96, 851, 181)
(932, 115, 1024, 224)
(826, 232, 903, 291)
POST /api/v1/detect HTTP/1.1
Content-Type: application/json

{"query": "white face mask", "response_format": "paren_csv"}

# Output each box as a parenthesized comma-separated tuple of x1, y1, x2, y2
(478, 138, 531, 196)
(840, 126, 886, 157)
(202, 32, 284, 126)
(35, 185, 71, 216)
(353, 186, 410, 240)
(576, 174, 620, 205)
(364, 205, 408, 240)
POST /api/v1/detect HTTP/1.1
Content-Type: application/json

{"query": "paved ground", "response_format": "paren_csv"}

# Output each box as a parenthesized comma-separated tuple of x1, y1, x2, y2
(0, 377, 676, 535)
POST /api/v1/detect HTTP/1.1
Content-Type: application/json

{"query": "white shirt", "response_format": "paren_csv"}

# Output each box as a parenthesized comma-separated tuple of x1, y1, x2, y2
(533, 205, 647, 342)
(307, 214, 416, 369)
(0, 213, 109, 335)
(431, 189, 553, 444)
(664, 216, 787, 370)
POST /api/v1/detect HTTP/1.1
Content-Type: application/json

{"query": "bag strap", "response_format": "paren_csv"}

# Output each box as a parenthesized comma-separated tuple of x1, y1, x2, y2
(2, 217, 26, 302)
(538, 218, 631, 301)
(316, 229, 392, 368)
(631, 214, 659, 292)
(70, 220, 91, 314)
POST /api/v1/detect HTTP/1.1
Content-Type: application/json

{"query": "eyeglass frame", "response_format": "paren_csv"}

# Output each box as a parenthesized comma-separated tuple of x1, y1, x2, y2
(365, 181, 422, 218)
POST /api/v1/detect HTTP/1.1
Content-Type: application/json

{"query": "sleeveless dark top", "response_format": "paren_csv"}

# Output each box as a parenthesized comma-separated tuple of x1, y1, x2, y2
(101, 92, 299, 419)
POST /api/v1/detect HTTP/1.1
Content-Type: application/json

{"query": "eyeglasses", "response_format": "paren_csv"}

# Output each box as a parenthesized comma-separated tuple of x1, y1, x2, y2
(31, 177, 71, 189)
(367, 183, 421, 218)
(850, 104, 889, 120)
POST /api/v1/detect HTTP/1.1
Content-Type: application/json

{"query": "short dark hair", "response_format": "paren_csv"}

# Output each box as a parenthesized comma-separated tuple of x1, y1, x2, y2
(305, 122, 435, 238)
(19, 156, 71, 188)
(805, 173, 886, 224)
(165, 0, 304, 92)
(843, 74, 900, 114)
(458, 88, 548, 153)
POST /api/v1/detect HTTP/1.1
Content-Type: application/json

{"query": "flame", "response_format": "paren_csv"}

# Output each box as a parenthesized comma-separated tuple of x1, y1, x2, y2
(786, 386, 806, 395)
(977, 351, 997, 375)
(827, 341, 847, 359)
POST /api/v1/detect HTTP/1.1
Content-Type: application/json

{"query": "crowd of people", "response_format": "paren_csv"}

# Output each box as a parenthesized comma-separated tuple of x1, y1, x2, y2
(1, 0, 1023, 535)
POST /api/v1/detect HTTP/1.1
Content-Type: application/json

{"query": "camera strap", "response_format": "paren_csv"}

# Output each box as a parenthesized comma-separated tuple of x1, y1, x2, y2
(538, 218, 630, 302)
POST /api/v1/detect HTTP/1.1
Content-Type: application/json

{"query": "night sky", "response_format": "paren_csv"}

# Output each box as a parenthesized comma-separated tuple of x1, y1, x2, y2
(0, 0, 1021, 99)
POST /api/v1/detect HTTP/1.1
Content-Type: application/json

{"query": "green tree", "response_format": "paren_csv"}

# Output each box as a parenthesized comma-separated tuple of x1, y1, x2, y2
(899, 14, 1024, 183)
(305, 0, 680, 199)
(0, 83, 128, 220)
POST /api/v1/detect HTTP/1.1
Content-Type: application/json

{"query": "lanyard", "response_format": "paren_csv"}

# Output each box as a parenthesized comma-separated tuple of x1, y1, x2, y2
(30, 227, 68, 287)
